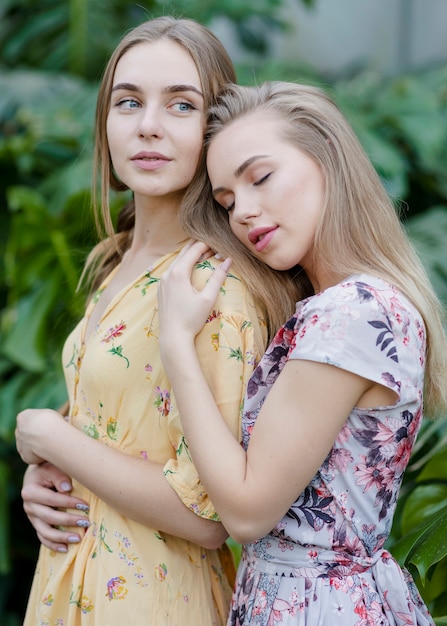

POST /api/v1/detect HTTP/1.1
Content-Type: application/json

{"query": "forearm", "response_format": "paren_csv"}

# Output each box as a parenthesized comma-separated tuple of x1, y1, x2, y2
(163, 339, 251, 534)
(28, 414, 228, 548)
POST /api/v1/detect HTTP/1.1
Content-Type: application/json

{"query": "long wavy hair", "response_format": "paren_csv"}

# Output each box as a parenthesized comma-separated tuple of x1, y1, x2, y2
(180, 81, 447, 417)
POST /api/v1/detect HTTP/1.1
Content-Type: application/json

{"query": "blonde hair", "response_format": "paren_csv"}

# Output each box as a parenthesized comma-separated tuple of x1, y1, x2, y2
(83, 16, 237, 291)
(181, 81, 447, 417)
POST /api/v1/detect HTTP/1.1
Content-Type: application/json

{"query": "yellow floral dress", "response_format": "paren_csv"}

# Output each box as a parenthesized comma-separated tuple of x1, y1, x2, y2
(24, 250, 267, 626)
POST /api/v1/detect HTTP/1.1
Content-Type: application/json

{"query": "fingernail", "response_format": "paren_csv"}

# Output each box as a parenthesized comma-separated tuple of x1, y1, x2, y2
(75, 503, 89, 512)
(68, 536, 81, 543)
(56, 546, 68, 552)
(61, 482, 72, 492)
(215, 252, 223, 260)
(76, 519, 90, 528)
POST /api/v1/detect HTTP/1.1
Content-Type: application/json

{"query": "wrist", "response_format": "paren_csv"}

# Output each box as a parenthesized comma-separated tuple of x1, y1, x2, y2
(33, 410, 65, 459)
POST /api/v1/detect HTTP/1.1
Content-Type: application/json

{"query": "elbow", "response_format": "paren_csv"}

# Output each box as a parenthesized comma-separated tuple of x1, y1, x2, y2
(198, 522, 229, 550)
(225, 517, 273, 546)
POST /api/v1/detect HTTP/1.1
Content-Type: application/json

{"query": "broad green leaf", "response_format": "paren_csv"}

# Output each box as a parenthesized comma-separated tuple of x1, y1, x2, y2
(407, 511, 447, 583)
(391, 506, 447, 583)
(402, 485, 447, 533)
(1, 280, 59, 372)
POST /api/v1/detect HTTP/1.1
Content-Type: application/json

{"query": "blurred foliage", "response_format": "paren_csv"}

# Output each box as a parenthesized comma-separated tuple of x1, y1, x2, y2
(1, 0, 447, 623)
(0, 0, 315, 78)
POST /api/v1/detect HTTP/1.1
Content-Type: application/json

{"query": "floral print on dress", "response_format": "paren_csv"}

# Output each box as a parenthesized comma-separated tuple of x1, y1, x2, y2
(231, 275, 434, 626)
(25, 250, 267, 626)
(100, 321, 130, 367)
(106, 577, 127, 601)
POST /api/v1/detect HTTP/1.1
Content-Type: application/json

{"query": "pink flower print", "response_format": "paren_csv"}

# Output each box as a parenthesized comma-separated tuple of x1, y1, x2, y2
(354, 457, 394, 493)
(106, 576, 128, 600)
(154, 563, 168, 582)
(393, 438, 412, 477)
(101, 321, 126, 343)
(206, 309, 222, 323)
(329, 447, 353, 473)
(154, 387, 171, 418)
(252, 589, 268, 616)
(144, 363, 153, 380)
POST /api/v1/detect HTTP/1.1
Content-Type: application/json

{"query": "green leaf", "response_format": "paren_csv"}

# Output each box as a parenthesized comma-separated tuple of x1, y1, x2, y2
(392, 506, 447, 583)
(417, 449, 447, 482)
(1, 280, 59, 372)
(0, 461, 10, 574)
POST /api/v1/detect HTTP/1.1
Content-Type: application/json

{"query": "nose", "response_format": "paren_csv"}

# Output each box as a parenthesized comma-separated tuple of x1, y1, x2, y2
(231, 192, 261, 224)
(138, 104, 164, 139)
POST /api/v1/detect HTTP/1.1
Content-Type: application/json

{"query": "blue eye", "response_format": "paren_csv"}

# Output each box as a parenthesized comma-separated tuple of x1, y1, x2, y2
(172, 101, 196, 112)
(116, 98, 140, 109)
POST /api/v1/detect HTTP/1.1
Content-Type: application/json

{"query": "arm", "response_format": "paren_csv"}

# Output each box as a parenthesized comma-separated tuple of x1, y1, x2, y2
(157, 243, 391, 544)
(16, 250, 263, 550)
(16, 410, 228, 549)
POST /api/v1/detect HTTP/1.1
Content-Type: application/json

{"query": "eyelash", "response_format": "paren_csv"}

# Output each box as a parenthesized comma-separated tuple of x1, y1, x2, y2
(114, 99, 198, 112)
(221, 172, 272, 213)
(115, 97, 140, 109)
(254, 172, 271, 186)
(172, 101, 197, 112)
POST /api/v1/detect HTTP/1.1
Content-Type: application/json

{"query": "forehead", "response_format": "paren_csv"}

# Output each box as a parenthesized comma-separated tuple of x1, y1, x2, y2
(114, 39, 201, 87)
(207, 112, 287, 164)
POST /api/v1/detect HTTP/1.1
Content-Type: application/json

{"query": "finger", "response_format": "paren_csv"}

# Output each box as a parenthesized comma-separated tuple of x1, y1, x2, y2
(31, 518, 84, 553)
(23, 498, 90, 528)
(177, 240, 212, 267)
(22, 486, 90, 515)
(200, 257, 233, 301)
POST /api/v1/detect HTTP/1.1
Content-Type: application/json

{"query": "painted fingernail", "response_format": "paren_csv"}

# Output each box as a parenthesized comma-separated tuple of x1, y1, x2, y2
(76, 519, 90, 528)
(61, 482, 72, 492)
(56, 546, 68, 552)
(75, 503, 89, 512)
(68, 536, 81, 543)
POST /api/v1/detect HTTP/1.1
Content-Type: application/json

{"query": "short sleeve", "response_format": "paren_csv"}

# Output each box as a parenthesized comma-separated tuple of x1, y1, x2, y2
(163, 259, 267, 520)
(289, 279, 418, 399)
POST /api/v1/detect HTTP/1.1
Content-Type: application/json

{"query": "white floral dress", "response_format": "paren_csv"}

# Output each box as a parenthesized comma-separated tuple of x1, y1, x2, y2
(229, 274, 434, 626)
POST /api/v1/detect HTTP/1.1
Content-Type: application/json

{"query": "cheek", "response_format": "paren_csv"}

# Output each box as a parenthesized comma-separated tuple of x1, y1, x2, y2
(228, 218, 245, 243)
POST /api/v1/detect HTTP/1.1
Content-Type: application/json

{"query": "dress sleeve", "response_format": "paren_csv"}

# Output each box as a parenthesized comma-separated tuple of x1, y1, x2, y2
(163, 262, 267, 520)
(288, 280, 418, 399)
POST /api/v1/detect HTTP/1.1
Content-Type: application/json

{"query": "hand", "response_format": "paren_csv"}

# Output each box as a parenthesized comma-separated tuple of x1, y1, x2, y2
(16, 407, 63, 465)
(22, 463, 90, 553)
(158, 240, 232, 347)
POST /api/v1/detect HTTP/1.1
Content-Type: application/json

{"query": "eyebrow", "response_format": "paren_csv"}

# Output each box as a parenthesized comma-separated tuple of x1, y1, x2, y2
(212, 155, 270, 196)
(111, 82, 204, 98)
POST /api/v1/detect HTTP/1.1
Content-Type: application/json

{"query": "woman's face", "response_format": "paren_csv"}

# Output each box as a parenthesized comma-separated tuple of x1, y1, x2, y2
(207, 111, 325, 287)
(107, 39, 205, 207)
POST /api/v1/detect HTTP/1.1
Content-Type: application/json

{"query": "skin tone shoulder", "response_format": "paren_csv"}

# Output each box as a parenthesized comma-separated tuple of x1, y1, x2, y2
(157, 111, 397, 544)
(16, 38, 229, 553)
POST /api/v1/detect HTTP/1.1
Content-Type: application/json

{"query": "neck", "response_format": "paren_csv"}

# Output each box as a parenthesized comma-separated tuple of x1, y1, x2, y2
(129, 194, 187, 259)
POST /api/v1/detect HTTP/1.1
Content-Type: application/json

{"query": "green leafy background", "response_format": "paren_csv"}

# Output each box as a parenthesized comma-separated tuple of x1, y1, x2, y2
(1, 1, 447, 623)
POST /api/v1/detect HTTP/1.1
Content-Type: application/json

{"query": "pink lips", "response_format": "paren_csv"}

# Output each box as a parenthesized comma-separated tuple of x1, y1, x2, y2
(131, 151, 171, 171)
(248, 226, 278, 252)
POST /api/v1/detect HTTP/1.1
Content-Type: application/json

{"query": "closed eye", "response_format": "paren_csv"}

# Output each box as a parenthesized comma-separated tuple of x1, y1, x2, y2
(253, 172, 272, 186)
